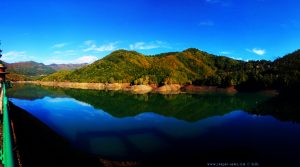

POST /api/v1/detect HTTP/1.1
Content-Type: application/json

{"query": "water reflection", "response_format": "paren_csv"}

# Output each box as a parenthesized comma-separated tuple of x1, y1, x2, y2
(249, 93, 300, 123)
(7, 84, 300, 165)
(8, 84, 270, 122)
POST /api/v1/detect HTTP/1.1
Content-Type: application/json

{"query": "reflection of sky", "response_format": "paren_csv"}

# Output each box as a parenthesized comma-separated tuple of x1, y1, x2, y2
(10, 97, 227, 138)
(10, 97, 300, 160)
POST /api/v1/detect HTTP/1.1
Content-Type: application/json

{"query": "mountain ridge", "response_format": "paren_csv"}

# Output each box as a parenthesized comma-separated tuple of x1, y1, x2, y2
(46, 48, 226, 84)
(41, 48, 252, 85)
(1, 61, 88, 81)
(48, 63, 88, 71)
(5, 48, 300, 92)
(41, 48, 300, 91)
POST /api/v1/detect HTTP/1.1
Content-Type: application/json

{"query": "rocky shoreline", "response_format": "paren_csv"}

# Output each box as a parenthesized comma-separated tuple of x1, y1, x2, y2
(15, 81, 239, 94)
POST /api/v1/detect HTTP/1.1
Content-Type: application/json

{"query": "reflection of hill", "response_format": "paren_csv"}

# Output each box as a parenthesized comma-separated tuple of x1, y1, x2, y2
(250, 93, 300, 123)
(7, 84, 67, 100)
(8, 84, 271, 122)
(63, 89, 269, 122)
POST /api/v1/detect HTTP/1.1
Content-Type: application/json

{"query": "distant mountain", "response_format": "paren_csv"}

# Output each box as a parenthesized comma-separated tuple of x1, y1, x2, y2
(1, 61, 88, 81)
(5, 61, 56, 77)
(41, 48, 300, 91)
(48, 63, 88, 71)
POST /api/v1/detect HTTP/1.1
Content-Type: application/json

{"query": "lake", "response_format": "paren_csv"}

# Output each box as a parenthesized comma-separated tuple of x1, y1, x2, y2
(7, 84, 300, 167)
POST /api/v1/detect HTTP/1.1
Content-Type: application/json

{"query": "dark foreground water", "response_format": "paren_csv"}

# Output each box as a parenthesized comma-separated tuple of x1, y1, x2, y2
(7, 84, 300, 167)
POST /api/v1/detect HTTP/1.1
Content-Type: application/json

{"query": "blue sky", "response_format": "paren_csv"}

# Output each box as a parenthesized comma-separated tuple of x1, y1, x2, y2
(0, 0, 299, 64)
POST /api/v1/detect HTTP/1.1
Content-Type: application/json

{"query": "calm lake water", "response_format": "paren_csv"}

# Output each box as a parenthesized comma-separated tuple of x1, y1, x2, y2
(7, 84, 300, 166)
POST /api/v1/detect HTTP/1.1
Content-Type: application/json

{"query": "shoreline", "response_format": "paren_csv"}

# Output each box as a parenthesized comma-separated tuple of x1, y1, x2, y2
(14, 81, 277, 95)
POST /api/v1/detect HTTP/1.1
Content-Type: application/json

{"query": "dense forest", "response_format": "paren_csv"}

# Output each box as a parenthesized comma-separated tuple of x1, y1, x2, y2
(38, 48, 299, 91)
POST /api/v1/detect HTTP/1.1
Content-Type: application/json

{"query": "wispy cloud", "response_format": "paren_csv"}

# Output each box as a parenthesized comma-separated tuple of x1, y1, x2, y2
(83, 41, 118, 52)
(53, 50, 77, 56)
(229, 56, 243, 61)
(219, 51, 231, 55)
(130, 42, 158, 50)
(247, 48, 266, 56)
(84, 40, 94, 46)
(45, 55, 98, 65)
(129, 41, 168, 50)
(2, 51, 35, 63)
(3, 51, 26, 57)
(52, 43, 68, 48)
(75, 56, 98, 64)
(198, 21, 215, 27)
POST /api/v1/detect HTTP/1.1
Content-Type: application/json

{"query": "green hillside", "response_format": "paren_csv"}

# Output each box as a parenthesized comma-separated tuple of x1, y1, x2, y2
(41, 48, 300, 91)
(42, 48, 241, 85)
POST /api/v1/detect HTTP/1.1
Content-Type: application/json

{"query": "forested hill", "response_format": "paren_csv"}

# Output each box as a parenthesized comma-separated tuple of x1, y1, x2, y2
(5, 61, 56, 81)
(5, 61, 55, 76)
(42, 48, 241, 85)
(42, 48, 300, 91)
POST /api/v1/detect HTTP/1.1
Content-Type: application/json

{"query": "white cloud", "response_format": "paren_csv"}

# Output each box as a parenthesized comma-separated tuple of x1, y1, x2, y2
(53, 50, 76, 56)
(247, 48, 266, 55)
(3, 51, 26, 57)
(198, 21, 214, 26)
(75, 56, 98, 64)
(220, 51, 231, 55)
(130, 42, 158, 50)
(45, 55, 98, 65)
(229, 56, 243, 61)
(129, 41, 168, 50)
(52, 43, 68, 48)
(2, 51, 35, 63)
(84, 40, 94, 46)
(83, 41, 118, 52)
